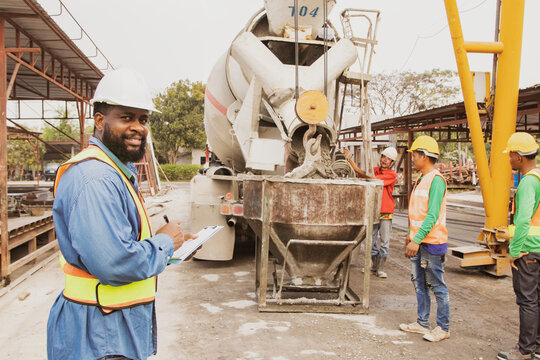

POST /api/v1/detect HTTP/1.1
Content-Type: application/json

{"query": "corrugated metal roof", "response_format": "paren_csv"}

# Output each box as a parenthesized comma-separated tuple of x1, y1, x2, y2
(1, 0, 109, 101)
(341, 83, 540, 138)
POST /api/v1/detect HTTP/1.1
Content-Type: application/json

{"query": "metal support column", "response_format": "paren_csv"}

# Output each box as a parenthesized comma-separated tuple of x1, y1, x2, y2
(406, 131, 413, 198)
(258, 180, 271, 310)
(76, 99, 88, 149)
(444, 0, 525, 228)
(362, 202, 373, 310)
(488, 0, 525, 228)
(0, 18, 9, 283)
(444, 0, 525, 276)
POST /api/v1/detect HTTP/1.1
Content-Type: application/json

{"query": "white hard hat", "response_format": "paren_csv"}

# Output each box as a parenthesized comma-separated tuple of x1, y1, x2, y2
(381, 146, 398, 161)
(91, 68, 160, 113)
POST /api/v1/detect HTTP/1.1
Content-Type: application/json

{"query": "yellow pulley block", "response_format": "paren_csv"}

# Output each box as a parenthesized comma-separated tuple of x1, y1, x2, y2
(295, 90, 329, 124)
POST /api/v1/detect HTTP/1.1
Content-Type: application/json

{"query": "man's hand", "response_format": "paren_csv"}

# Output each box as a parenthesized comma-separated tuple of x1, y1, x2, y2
(156, 220, 185, 250)
(405, 241, 420, 258)
(496, 227, 512, 241)
(343, 148, 351, 160)
(183, 233, 200, 261)
(510, 252, 529, 271)
(404, 235, 410, 249)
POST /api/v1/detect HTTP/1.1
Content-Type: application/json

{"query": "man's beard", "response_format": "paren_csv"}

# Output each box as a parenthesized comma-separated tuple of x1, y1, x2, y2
(102, 123, 147, 163)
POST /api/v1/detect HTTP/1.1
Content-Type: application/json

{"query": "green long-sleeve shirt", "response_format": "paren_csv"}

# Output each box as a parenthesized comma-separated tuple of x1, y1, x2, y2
(510, 173, 540, 258)
(411, 176, 446, 245)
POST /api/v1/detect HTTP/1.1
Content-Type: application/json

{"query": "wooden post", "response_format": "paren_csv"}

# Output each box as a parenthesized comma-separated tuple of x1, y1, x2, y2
(47, 228, 55, 244)
(28, 236, 37, 253)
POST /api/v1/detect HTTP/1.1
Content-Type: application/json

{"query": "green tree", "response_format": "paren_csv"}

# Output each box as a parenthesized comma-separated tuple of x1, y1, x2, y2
(366, 69, 462, 117)
(42, 107, 79, 141)
(150, 80, 206, 164)
(7, 138, 44, 179)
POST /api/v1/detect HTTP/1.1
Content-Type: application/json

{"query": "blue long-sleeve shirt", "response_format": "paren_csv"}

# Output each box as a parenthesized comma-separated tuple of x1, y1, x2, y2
(47, 136, 174, 360)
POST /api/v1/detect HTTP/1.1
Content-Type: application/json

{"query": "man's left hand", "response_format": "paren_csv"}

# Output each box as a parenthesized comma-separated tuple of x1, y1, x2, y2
(405, 241, 420, 258)
(496, 227, 512, 241)
(183, 233, 200, 261)
(510, 252, 529, 271)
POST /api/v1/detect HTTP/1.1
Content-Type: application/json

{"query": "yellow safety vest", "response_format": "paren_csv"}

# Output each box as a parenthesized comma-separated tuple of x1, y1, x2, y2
(509, 168, 540, 237)
(408, 169, 448, 245)
(54, 145, 156, 313)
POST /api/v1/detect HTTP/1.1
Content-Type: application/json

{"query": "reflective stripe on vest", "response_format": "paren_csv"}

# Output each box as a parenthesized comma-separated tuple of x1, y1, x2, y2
(408, 169, 448, 245)
(54, 145, 155, 312)
(509, 168, 540, 237)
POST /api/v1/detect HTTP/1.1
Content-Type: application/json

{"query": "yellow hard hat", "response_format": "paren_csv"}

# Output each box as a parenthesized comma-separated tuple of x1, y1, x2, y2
(407, 135, 440, 158)
(503, 132, 539, 155)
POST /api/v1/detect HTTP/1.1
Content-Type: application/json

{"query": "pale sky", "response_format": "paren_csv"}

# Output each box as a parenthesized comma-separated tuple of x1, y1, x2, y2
(36, 0, 540, 96)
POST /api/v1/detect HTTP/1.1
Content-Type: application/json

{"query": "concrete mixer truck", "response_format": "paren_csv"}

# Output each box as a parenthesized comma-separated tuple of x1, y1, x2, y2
(190, 0, 383, 312)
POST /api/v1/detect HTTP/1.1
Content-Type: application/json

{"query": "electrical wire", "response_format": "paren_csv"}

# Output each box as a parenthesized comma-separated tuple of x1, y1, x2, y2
(399, 0, 491, 71)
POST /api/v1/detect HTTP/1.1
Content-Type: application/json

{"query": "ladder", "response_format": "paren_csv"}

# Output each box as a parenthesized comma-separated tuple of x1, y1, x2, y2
(339, 9, 381, 177)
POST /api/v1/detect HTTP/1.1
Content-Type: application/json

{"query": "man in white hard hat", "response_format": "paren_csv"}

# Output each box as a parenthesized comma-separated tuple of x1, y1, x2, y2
(344, 146, 398, 278)
(47, 68, 196, 360)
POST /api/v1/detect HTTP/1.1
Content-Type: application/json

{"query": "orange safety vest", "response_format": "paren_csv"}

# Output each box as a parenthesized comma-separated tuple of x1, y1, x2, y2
(509, 168, 540, 237)
(54, 145, 156, 313)
(408, 169, 448, 245)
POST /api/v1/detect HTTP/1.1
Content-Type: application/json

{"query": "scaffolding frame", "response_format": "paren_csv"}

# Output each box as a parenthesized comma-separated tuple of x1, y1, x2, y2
(0, 0, 107, 283)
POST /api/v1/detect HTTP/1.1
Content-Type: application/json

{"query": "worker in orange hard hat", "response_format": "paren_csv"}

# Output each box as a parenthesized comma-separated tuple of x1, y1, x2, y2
(47, 68, 197, 360)
(399, 135, 450, 343)
(344, 146, 398, 279)
(497, 132, 540, 360)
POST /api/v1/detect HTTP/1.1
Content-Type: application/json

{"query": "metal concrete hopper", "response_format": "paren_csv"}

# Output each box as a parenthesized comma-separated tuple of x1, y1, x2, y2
(243, 176, 382, 313)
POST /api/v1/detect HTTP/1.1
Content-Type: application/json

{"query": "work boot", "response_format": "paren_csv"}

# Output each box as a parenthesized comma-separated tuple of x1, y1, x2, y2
(377, 256, 388, 278)
(370, 255, 379, 275)
(423, 326, 450, 342)
(399, 322, 430, 335)
(497, 345, 532, 360)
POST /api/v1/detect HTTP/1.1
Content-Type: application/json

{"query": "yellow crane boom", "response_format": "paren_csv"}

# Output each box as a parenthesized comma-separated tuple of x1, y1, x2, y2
(443, 0, 526, 276)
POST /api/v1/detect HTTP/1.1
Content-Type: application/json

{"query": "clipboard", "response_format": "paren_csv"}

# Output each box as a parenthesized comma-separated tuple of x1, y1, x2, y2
(168, 225, 223, 264)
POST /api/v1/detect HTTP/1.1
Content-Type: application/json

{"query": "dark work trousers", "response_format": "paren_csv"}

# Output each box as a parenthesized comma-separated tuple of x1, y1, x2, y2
(512, 252, 540, 354)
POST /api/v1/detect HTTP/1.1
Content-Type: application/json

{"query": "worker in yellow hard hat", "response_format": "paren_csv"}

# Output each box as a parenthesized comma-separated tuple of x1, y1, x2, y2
(47, 68, 197, 360)
(497, 132, 540, 360)
(399, 135, 450, 342)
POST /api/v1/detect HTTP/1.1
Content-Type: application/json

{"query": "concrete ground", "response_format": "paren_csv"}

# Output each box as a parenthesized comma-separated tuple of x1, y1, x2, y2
(0, 183, 520, 360)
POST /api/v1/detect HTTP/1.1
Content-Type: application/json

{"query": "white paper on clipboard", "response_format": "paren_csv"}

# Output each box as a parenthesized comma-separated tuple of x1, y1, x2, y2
(168, 225, 223, 264)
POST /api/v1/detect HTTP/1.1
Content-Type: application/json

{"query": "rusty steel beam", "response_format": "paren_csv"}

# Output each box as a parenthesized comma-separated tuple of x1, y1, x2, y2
(0, 13, 39, 19)
(76, 99, 87, 147)
(0, 18, 8, 282)
(43, 119, 80, 144)
(7, 53, 90, 103)
(4, 47, 40, 53)
(6, 62, 20, 96)
(517, 107, 540, 116)
(410, 118, 469, 132)
(21, 0, 103, 77)
(7, 118, 70, 159)
(3, 17, 94, 98)
(12, 80, 46, 98)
